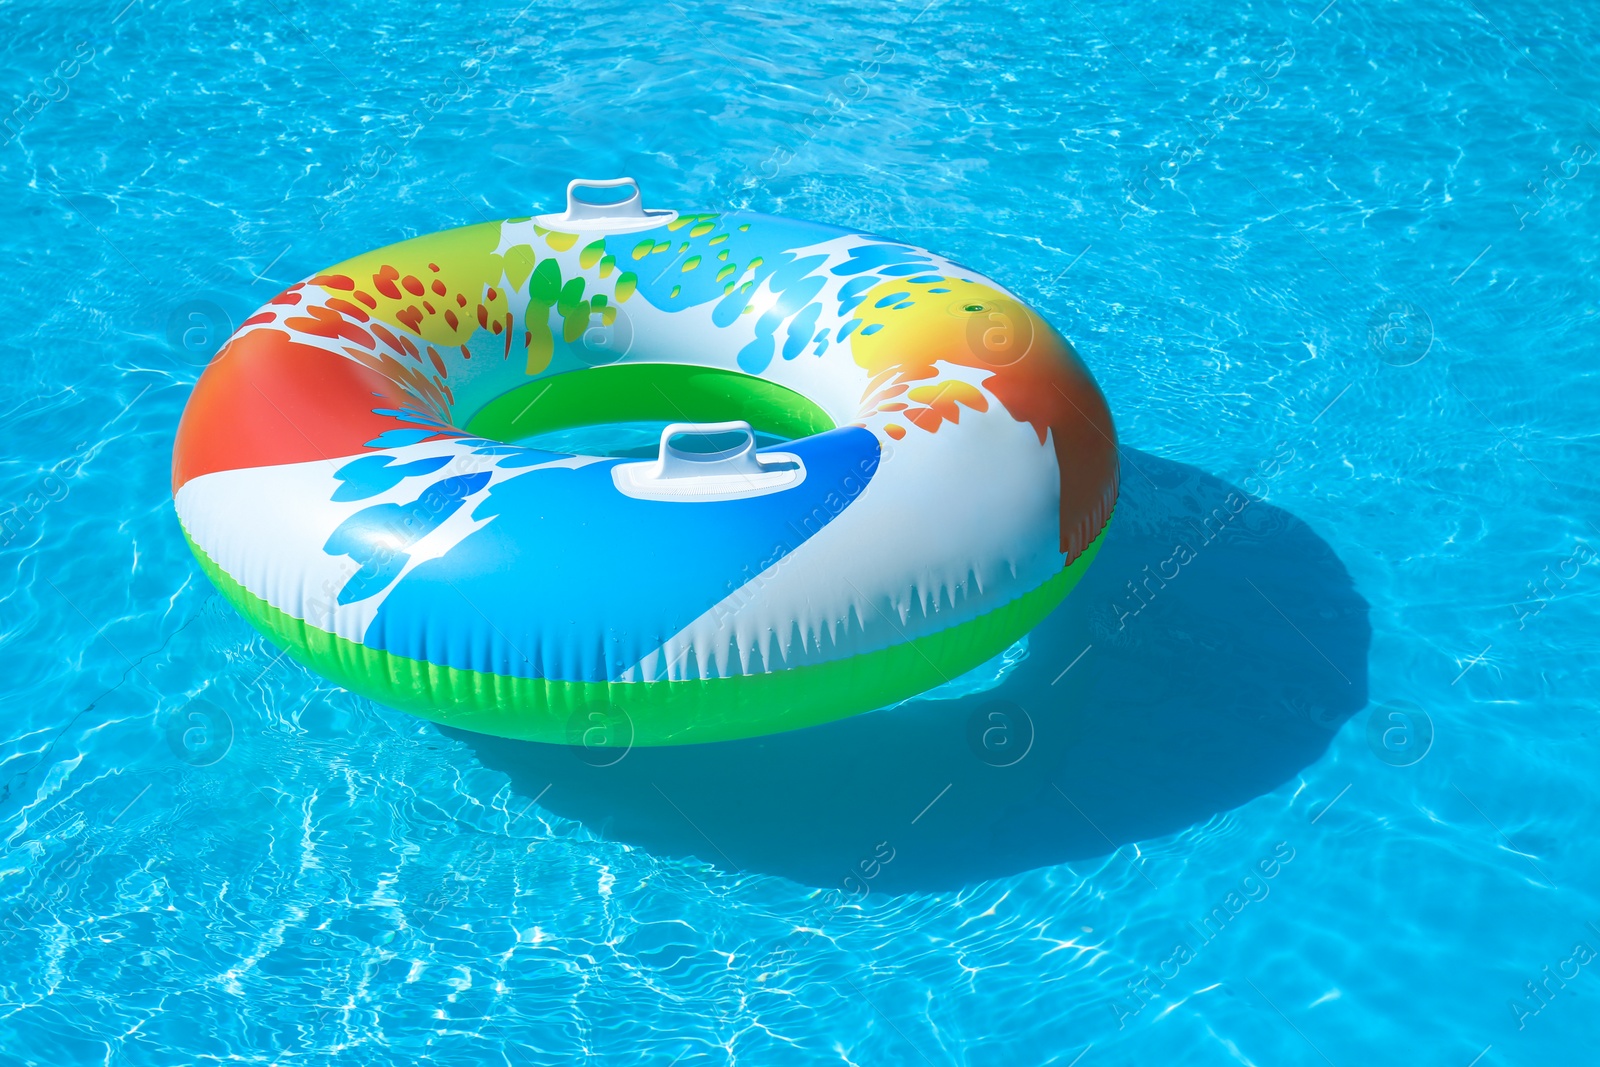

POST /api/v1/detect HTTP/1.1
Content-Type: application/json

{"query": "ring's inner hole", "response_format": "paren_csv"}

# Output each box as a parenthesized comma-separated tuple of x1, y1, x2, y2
(464, 363, 835, 459)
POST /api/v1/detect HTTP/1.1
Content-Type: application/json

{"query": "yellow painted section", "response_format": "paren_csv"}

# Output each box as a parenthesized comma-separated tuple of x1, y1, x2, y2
(312, 221, 511, 349)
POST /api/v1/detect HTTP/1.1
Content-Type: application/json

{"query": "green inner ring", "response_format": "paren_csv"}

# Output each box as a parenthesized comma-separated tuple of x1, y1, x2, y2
(465, 363, 837, 444)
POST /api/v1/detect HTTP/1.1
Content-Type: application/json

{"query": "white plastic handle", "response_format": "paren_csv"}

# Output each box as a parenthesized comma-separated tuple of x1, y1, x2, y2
(611, 421, 806, 502)
(658, 421, 760, 477)
(564, 178, 646, 221)
(536, 177, 678, 233)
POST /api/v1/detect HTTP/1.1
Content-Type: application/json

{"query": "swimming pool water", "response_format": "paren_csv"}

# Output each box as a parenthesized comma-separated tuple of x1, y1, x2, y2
(3, 0, 1598, 1062)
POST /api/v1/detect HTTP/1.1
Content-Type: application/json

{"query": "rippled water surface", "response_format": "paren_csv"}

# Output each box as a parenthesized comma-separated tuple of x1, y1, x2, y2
(3, 0, 1598, 1063)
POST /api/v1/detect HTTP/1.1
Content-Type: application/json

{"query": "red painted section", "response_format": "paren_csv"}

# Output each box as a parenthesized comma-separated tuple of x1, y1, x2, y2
(172, 329, 420, 493)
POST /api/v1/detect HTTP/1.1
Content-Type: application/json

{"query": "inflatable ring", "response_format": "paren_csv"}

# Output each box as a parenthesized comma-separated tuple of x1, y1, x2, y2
(173, 178, 1118, 746)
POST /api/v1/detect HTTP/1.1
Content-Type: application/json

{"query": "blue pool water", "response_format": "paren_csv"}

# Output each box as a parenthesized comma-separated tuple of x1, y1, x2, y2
(3, 0, 1598, 1062)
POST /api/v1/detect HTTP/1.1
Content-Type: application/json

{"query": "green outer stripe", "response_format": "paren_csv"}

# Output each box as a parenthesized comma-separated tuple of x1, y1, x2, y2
(466, 363, 836, 444)
(180, 517, 1110, 747)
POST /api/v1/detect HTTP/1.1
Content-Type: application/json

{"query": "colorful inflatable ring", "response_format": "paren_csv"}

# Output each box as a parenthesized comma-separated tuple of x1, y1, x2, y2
(173, 178, 1119, 746)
